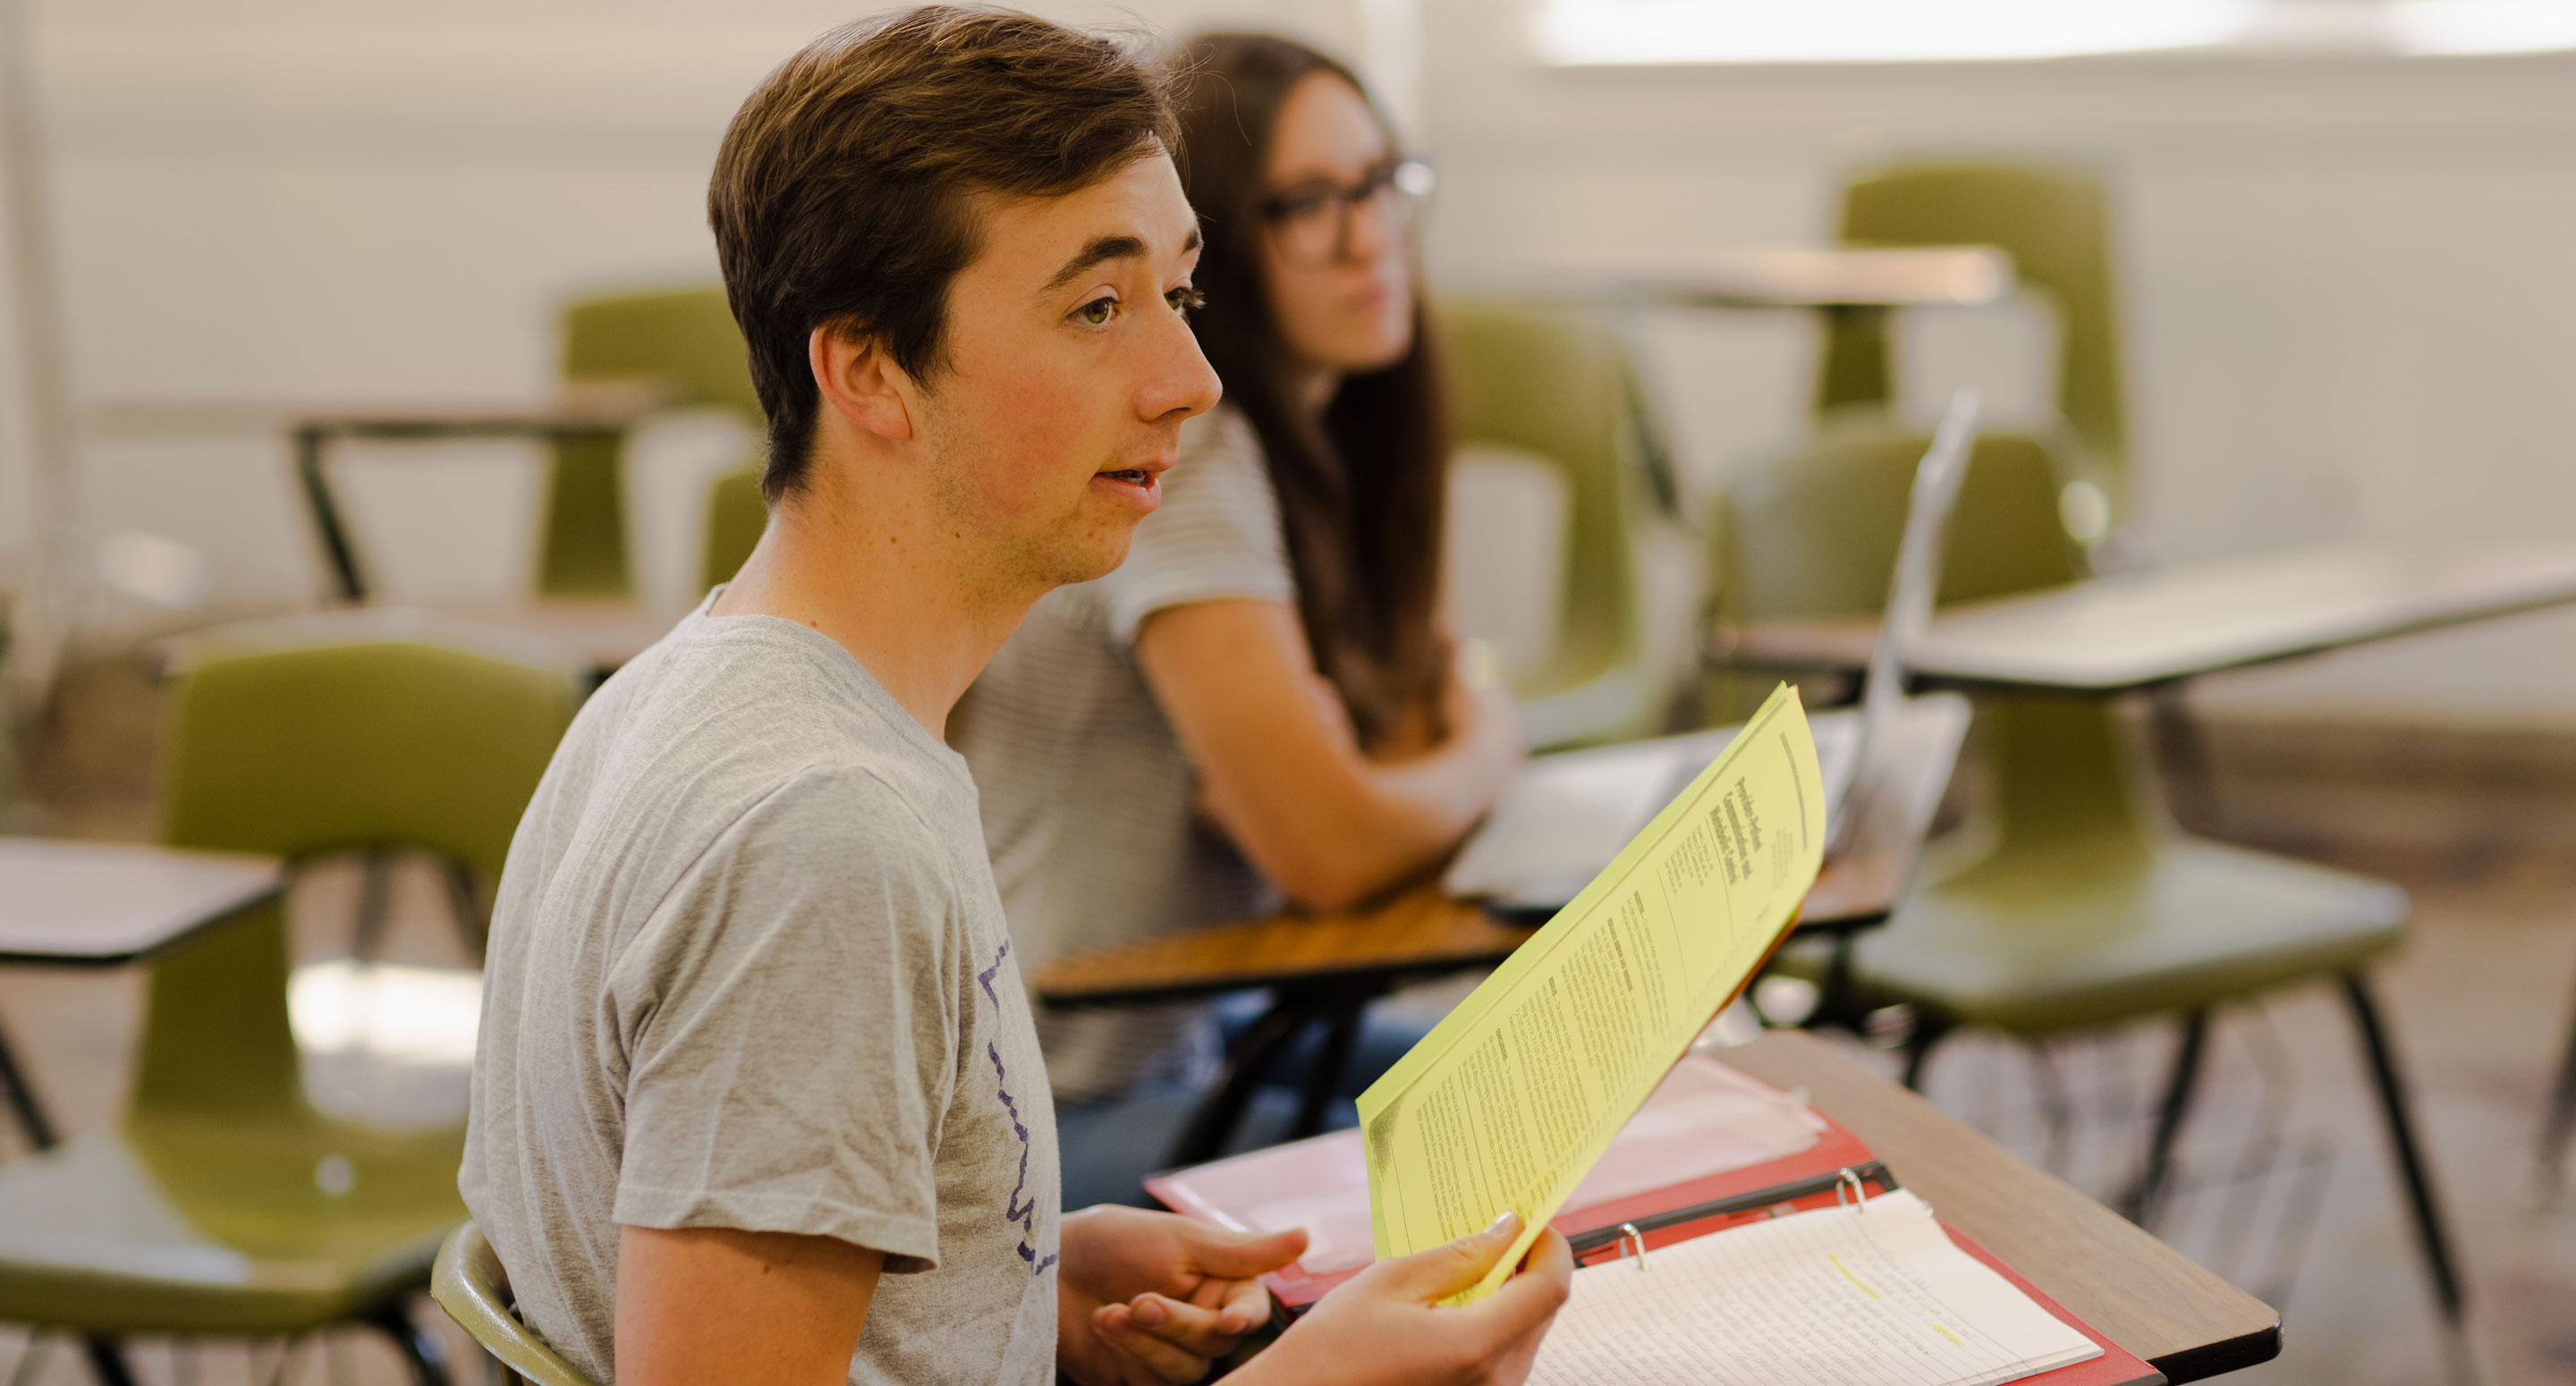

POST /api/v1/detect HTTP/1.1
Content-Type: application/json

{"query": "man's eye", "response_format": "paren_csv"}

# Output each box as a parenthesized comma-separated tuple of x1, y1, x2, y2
(1166, 286, 1206, 319)
(1073, 296, 1117, 326)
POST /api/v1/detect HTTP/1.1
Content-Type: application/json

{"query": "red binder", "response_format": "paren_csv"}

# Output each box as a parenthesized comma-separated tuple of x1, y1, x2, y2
(1148, 1052, 1865, 1308)
(1147, 1059, 2162, 1386)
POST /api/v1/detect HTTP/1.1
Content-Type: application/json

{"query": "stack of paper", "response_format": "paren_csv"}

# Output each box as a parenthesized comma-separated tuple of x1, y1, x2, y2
(1528, 1190, 2102, 1386)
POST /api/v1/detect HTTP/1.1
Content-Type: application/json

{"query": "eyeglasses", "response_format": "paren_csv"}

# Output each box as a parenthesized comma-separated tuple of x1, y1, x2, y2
(1257, 158, 1436, 268)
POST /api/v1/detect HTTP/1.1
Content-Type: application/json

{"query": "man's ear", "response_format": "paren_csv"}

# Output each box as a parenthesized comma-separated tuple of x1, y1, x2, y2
(809, 323, 915, 443)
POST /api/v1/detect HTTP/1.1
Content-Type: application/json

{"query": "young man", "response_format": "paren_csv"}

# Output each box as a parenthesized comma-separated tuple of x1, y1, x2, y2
(462, 9, 1570, 1384)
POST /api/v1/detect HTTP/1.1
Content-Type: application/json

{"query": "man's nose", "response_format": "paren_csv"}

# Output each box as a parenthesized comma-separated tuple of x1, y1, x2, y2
(1140, 308, 1222, 424)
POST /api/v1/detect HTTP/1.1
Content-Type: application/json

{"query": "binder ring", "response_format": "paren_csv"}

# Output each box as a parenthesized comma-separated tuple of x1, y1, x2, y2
(1835, 1167, 1868, 1213)
(1617, 1221, 1649, 1271)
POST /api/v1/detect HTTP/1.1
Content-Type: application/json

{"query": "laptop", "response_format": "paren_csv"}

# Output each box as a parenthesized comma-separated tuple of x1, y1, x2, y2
(1444, 391, 1981, 920)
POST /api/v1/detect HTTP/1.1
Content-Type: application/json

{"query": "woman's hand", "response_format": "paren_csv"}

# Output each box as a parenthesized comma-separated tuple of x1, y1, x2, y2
(1441, 636, 1526, 783)
(1056, 1204, 1309, 1385)
(1233, 1213, 1573, 1386)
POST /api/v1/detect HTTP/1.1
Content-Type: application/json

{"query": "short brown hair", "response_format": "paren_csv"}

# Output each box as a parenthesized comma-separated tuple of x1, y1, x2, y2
(709, 7, 1179, 500)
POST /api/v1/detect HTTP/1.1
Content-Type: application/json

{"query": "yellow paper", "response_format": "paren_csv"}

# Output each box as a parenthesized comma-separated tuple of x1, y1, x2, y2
(1357, 683, 1826, 1299)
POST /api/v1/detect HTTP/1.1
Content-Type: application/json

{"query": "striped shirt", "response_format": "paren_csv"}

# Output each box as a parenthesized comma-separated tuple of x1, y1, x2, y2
(953, 407, 1295, 1102)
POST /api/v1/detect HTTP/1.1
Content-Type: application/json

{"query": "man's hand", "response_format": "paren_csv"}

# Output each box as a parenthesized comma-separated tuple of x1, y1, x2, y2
(1235, 1213, 1573, 1386)
(1056, 1204, 1309, 1385)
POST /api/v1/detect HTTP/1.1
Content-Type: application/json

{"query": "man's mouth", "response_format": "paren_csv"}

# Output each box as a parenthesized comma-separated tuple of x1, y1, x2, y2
(1098, 469, 1153, 486)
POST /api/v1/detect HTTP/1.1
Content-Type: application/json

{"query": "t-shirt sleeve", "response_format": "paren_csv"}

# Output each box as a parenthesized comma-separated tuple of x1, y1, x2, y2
(606, 769, 962, 1272)
(1097, 408, 1297, 645)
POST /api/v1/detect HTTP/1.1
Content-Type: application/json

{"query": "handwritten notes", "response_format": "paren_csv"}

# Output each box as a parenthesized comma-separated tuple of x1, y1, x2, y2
(1527, 1191, 2101, 1386)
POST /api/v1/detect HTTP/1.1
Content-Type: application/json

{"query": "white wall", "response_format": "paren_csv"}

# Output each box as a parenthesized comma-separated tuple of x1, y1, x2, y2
(15, 0, 1375, 637)
(13, 0, 2576, 727)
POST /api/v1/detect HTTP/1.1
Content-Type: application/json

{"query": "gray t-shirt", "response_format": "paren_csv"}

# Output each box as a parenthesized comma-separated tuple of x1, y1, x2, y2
(462, 596, 1059, 1385)
(953, 407, 1295, 1102)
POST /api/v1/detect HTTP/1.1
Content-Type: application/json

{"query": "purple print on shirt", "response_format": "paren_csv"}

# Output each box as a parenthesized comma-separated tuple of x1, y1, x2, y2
(979, 939, 1056, 1275)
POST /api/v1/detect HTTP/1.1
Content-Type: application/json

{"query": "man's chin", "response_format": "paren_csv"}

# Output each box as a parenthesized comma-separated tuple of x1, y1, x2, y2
(1035, 524, 1142, 591)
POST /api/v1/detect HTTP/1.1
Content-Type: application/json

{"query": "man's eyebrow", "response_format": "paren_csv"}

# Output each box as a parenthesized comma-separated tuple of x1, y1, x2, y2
(1040, 228, 1203, 296)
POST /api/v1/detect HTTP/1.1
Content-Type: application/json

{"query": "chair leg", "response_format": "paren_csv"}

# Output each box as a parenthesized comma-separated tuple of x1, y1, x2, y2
(2121, 1009, 2209, 1227)
(367, 1301, 453, 1386)
(78, 1337, 137, 1386)
(443, 859, 487, 960)
(1899, 1010, 1952, 1092)
(2342, 973, 2468, 1327)
(2537, 981, 2576, 1195)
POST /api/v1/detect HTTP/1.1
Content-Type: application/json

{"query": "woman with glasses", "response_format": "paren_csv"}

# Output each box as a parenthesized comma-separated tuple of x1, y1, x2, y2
(953, 31, 1522, 1204)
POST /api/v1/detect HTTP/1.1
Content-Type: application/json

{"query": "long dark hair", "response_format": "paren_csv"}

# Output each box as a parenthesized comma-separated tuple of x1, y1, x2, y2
(1168, 32, 1451, 748)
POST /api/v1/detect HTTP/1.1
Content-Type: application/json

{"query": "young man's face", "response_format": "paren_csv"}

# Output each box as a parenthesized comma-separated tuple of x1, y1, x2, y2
(914, 148, 1219, 594)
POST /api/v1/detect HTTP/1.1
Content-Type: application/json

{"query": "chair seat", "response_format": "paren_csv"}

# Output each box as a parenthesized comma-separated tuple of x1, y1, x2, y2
(0, 1114, 465, 1334)
(1852, 835, 2408, 1034)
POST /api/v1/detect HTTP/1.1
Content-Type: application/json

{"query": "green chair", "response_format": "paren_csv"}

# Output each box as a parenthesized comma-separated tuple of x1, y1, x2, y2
(0, 641, 573, 1382)
(1716, 424, 2467, 1331)
(1442, 300, 1664, 750)
(1816, 162, 2130, 539)
(542, 286, 762, 597)
(700, 464, 768, 594)
(432, 1223, 596, 1386)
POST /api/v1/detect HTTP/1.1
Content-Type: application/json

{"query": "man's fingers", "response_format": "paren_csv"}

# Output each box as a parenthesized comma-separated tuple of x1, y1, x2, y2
(1471, 1225, 1574, 1332)
(1092, 1303, 1216, 1383)
(1213, 1273, 1274, 1336)
(1123, 1291, 1254, 1358)
(1371, 1210, 1522, 1302)
(1180, 1222, 1309, 1280)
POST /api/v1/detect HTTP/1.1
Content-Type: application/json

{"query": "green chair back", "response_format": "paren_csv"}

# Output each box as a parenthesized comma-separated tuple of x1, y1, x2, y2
(1708, 422, 2131, 854)
(159, 641, 573, 889)
(1442, 299, 1660, 749)
(543, 287, 759, 597)
(0, 642, 570, 1341)
(434, 1223, 597, 1386)
(1818, 163, 2129, 513)
(700, 465, 768, 594)
(141, 641, 572, 1120)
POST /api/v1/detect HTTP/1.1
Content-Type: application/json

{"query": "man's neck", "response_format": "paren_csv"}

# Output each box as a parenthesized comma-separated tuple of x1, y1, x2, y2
(710, 465, 1027, 743)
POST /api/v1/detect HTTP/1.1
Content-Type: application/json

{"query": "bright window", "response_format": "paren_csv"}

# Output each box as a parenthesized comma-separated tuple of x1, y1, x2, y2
(1531, 0, 2576, 65)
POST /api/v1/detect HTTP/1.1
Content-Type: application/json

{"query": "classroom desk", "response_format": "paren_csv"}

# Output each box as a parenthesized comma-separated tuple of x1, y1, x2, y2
(1716, 541, 2576, 694)
(1724, 1029, 2280, 1382)
(1508, 244, 2013, 310)
(91, 382, 673, 606)
(0, 838, 284, 1149)
(96, 385, 693, 676)
(1035, 696, 1971, 1163)
(0, 838, 284, 1386)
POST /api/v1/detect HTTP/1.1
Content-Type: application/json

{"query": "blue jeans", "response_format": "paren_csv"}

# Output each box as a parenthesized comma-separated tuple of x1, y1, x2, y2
(1055, 991, 1438, 1210)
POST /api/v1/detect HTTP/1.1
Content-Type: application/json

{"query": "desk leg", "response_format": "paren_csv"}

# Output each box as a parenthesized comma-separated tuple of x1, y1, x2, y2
(2539, 986, 2576, 1193)
(1291, 1001, 1367, 1140)
(1168, 999, 1318, 1167)
(2150, 683, 2224, 835)
(0, 1017, 138, 1386)
(294, 426, 368, 603)
(0, 1013, 57, 1150)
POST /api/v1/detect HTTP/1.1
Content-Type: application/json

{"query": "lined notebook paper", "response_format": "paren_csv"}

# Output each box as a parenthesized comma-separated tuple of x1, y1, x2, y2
(1528, 1190, 2102, 1386)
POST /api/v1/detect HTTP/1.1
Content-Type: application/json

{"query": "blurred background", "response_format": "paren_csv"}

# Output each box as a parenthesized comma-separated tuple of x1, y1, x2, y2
(3, 2, 2575, 1383)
